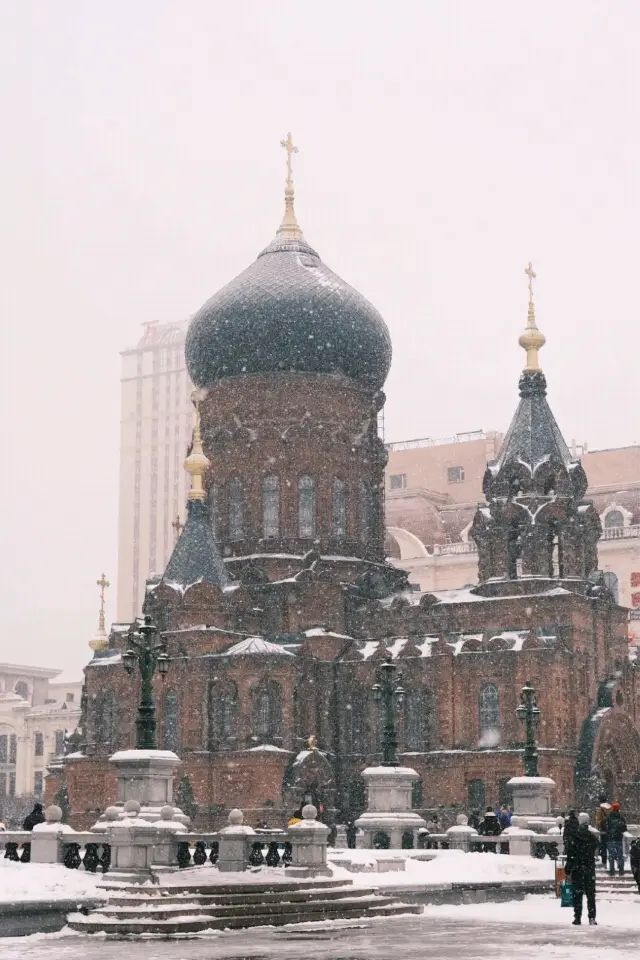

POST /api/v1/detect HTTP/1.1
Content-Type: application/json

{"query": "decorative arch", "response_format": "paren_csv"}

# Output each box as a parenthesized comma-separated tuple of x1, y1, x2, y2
(601, 503, 630, 530)
(576, 705, 640, 814)
(385, 526, 429, 560)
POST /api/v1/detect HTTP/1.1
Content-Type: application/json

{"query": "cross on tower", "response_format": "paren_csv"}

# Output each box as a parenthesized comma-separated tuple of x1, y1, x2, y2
(96, 573, 110, 632)
(280, 132, 298, 187)
(172, 514, 183, 543)
(525, 262, 536, 305)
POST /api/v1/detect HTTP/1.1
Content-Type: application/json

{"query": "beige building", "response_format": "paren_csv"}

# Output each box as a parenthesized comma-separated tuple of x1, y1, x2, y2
(385, 432, 640, 620)
(116, 320, 194, 621)
(0, 665, 81, 803)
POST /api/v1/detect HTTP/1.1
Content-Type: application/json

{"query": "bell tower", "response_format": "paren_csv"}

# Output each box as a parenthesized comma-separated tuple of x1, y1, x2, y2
(470, 264, 601, 595)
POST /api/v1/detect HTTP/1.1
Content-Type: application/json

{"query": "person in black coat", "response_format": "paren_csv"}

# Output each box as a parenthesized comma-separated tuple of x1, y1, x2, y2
(477, 805, 502, 852)
(605, 803, 627, 876)
(562, 810, 580, 854)
(629, 837, 640, 894)
(22, 803, 45, 832)
(565, 813, 598, 925)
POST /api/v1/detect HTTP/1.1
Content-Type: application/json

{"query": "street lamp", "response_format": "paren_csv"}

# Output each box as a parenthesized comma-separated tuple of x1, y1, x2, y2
(372, 655, 405, 767)
(122, 615, 171, 750)
(516, 680, 541, 777)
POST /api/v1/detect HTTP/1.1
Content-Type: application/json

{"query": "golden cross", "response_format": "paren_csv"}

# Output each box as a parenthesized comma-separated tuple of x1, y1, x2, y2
(307, 734, 317, 750)
(96, 573, 110, 632)
(172, 514, 183, 543)
(525, 262, 536, 306)
(280, 132, 298, 188)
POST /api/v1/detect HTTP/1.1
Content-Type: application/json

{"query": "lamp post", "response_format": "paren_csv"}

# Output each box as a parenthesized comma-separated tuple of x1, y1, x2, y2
(516, 680, 541, 777)
(122, 615, 171, 750)
(372, 655, 405, 767)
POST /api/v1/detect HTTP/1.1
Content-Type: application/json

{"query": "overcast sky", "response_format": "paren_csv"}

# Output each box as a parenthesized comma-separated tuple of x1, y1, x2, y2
(0, 0, 638, 677)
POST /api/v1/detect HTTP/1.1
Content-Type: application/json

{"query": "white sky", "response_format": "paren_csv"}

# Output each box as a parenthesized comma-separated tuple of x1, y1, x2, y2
(0, 0, 638, 677)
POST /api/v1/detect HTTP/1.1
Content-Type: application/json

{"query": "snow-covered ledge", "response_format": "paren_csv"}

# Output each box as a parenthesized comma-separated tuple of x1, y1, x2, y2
(354, 766, 426, 849)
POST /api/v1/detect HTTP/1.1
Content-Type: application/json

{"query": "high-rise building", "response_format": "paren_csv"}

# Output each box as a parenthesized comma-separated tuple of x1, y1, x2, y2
(116, 320, 193, 622)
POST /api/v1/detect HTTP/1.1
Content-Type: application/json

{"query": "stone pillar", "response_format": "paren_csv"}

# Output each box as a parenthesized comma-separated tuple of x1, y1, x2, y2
(217, 809, 255, 872)
(108, 749, 188, 823)
(105, 808, 159, 879)
(502, 817, 537, 856)
(151, 805, 188, 871)
(508, 776, 555, 818)
(334, 824, 348, 848)
(354, 766, 426, 849)
(287, 804, 331, 877)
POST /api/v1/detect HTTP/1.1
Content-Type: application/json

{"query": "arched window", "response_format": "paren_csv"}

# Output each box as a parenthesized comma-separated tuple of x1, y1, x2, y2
(547, 521, 564, 578)
(229, 477, 244, 540)
(604, 509, 624, 529)
(298, 475, 316, 538)
(34, 732, 44, 757)
(346, 691, 367, 754)
(207, 681, 238, 747)
(162, 692, 179, 752)
(467, 778, 486, 810)
(603, 571, 620, 603)
(262, 475, 280, 538)
(95, 695, 115, 744)
(478, 684, 500, 746)
(404, 689, 434, 752)
(507, 522, 524, 579)
(332, 479, 347, 537)
(252, 682, 283, 742)
(14, 681, 29, 700)
(208, 483, 218, 539)
(360, 482, 371, 545)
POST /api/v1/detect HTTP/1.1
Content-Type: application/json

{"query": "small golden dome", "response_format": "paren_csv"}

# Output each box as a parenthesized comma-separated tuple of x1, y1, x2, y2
(519, 262, 545, 371)
(184, 393, 210, 502)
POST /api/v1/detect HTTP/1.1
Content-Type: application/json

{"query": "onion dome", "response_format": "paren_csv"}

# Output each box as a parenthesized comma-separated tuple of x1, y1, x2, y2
(186, 134, 391, 391)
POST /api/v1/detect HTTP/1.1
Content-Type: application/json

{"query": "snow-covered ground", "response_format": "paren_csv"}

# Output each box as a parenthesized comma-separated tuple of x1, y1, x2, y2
(0, 860, 104, 903)
(426, 893, 640, 930)
(328, 849, 555, 886)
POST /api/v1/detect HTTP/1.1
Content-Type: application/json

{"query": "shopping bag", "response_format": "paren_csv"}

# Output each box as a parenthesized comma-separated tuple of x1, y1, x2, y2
(560, 879, 573, 907)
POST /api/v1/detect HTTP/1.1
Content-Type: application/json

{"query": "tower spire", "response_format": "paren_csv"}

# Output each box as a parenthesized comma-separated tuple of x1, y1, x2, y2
(184, 392, 210, 501)
(89, 573, 110, 652)
(518, 262, 546, 371)
(277, 132, 304, 239)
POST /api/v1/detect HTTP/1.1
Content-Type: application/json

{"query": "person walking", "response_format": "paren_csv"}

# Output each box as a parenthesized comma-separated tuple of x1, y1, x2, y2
(605, 802, 627, 876)
(22, 803, 45, 831)
(594, 795, 611, 868)
(565, 812, 598, 926)
(629, 836, 640, 894)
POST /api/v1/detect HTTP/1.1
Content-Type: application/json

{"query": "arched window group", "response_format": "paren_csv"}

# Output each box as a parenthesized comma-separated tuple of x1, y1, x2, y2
(478, 684, 500, 746)
(209, 474, 352, 542)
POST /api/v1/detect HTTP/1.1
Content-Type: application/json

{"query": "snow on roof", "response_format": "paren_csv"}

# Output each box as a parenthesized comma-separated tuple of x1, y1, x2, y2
(90, 653, 122, 666)
(590, 707, 611, 723)
(387, 637, 408, 659)
(304, 627, 352, 640)
(222, 637, 294, 657)
(244, 744, 291, 753)
(360, 640, 380, 660)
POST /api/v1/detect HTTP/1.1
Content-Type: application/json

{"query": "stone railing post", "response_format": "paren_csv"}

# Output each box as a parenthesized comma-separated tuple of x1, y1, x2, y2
(286, 803, 331, 877)
(104, 800, 159, 879)
(334, 823, 349, 848)
(502, 815, 537, 856)
(151, 805, 188, 871)
(445, 822, 479, 852)
(217, 809, 255, 872)
(31, 805, 67, 864)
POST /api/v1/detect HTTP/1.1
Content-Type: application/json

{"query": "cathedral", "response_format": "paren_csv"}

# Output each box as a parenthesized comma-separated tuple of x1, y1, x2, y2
(50, 139, 640, 829)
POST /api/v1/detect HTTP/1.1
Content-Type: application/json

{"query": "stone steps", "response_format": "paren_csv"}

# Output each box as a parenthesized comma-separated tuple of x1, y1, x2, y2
(595, 867, 639, 898)
(67, 878, 422, 935)
(107, 883, 377, 907)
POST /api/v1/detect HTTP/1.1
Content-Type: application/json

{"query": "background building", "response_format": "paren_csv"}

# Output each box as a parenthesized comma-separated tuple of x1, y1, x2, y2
(0, 664, 81, 805)
(386, 435, 640, 616)
(117, 320, 194, 622)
